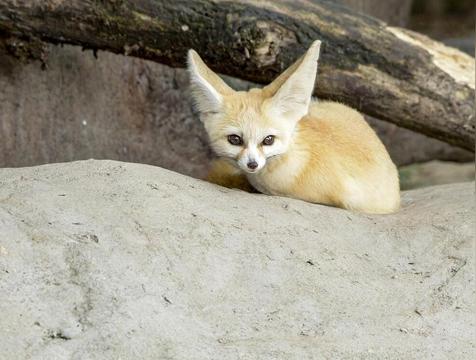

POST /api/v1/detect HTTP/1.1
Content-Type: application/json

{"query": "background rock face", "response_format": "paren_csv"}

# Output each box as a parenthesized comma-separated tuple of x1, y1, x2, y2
(0, 45, 211, 178)
(0, 161, 473, 359)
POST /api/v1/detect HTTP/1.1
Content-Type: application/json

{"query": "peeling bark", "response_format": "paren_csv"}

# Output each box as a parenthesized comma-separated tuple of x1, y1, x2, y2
(0, 33, 48, 65)
(0, 0, 473, 150)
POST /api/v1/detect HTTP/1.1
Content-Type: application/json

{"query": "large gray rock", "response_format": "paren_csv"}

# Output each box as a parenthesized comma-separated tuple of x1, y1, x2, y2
(0, 160, 474, 359)
(0, 45, 211, 178)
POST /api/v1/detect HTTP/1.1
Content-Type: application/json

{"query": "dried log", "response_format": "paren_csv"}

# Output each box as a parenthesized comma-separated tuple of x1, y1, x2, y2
(0, 0, 473, 150)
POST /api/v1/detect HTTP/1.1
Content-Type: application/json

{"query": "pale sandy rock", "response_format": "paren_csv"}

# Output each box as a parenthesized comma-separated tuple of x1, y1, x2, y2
(0, 160, 474, 359)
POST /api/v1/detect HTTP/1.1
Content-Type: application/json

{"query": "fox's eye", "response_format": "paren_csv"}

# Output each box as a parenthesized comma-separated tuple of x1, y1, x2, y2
(262, 135, 275, 146)
(227, 134, 243, 146)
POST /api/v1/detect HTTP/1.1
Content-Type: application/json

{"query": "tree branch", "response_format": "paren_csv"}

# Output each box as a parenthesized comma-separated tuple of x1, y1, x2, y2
(0, 0, 473, 150)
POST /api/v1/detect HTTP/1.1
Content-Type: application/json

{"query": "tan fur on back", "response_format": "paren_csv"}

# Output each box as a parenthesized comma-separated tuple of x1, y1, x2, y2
(211, 99, 400, 214)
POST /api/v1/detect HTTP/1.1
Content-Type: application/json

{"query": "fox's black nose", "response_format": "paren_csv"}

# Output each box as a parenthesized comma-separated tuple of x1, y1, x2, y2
(247, 161, 258, 170)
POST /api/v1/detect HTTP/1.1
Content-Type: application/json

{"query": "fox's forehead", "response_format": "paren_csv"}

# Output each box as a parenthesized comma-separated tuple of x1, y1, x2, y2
(214, 91, 282, 142)
(221, 89, 272, 124)
(223, 89, 265, 109)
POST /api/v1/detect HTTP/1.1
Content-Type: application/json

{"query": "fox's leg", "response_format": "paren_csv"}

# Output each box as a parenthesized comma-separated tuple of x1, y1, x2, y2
(206, 159, 255, 192)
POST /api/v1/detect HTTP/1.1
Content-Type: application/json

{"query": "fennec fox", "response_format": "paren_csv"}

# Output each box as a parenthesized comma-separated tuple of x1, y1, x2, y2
(187, 41, 400, 214)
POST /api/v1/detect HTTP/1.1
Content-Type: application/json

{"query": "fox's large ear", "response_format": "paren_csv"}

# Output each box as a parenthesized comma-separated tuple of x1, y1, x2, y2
(265, 40, 321, 122)
(187, 50, 234, 115)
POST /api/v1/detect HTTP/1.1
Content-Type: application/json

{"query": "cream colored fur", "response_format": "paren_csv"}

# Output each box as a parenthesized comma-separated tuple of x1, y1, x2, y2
(188, 41, 400, 214)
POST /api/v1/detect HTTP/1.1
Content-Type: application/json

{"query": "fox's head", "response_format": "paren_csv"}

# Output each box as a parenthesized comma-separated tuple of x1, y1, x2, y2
(187, 41, 321, 173)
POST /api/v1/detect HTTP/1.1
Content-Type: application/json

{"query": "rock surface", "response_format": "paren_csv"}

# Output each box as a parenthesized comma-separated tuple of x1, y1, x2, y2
(0, 160, 474, 359)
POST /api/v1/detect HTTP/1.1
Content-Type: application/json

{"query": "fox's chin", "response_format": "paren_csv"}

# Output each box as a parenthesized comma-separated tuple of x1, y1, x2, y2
(240, 166, 265, 174)
(234, 158, 266, 174)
